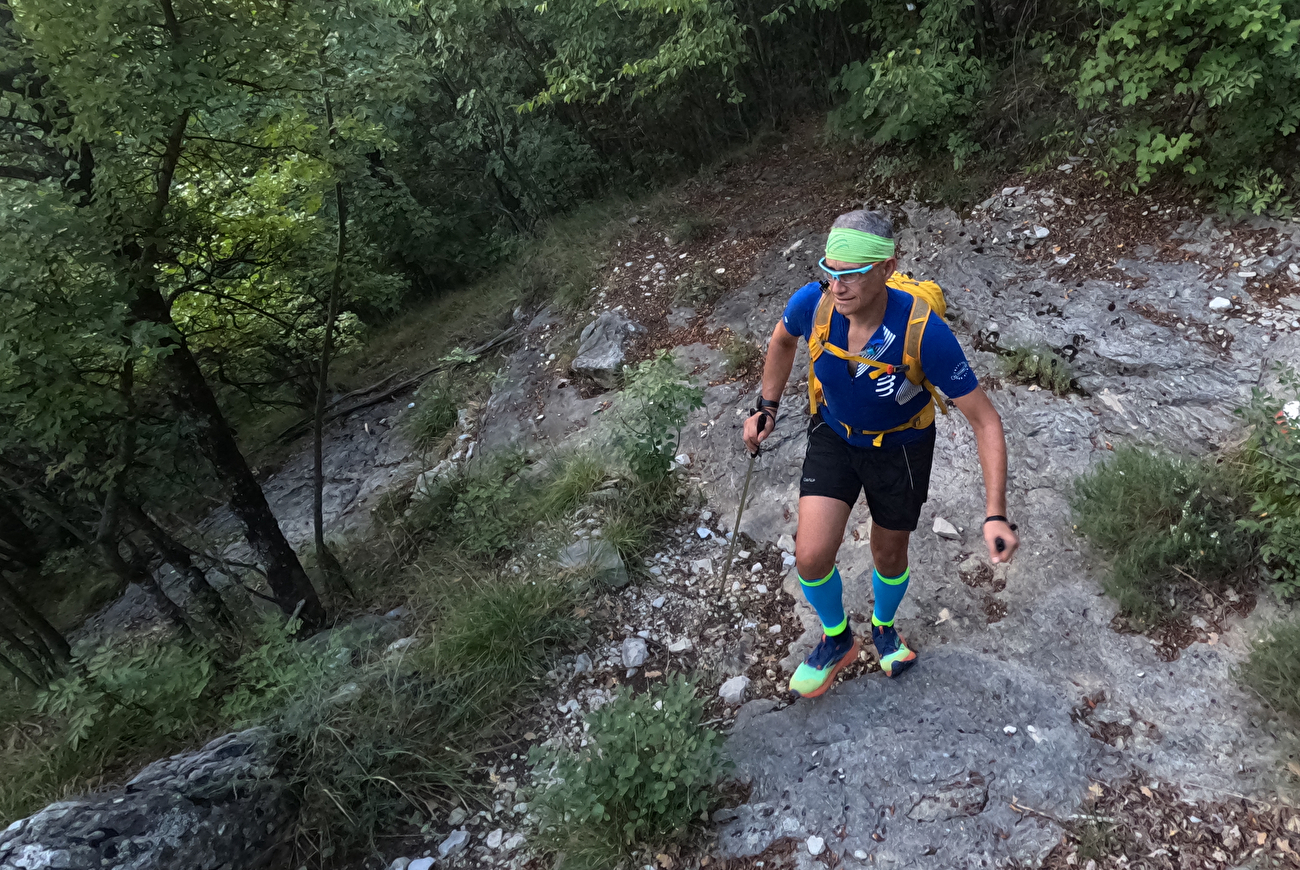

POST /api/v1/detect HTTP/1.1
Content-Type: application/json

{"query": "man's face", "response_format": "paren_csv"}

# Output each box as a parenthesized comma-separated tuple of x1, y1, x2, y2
(825, 256, 895, 315)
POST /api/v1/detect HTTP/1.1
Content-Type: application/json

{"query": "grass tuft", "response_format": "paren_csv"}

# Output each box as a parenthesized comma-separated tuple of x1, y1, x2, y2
(401, 374, 460, 452)
(1243, 619, 1300, 723)
(721, 333, 761, 375)
(1071, 447, 1258, 626)
(1002, 344, 1075, 395)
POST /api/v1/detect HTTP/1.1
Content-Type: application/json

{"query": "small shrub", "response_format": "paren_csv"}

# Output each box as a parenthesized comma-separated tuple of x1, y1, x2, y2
(673, 265, 724, 307)
(402, 375, 460, 451)
(1237, 368, 1300, 599)
(1002, 344, 1074, 395)
(403, 450, 531, 558)
(530, 676, 729, 869)
(1243, 619, 1300, 723)
(614, 352, 704, 482)
(599, 475, 688, 566)
(668, 215, 714, 246)
(721, 333, 761, 375)
(1072, 447, 1258, 624)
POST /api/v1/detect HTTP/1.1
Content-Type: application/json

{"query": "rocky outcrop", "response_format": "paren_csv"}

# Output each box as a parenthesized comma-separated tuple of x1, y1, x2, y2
(570, 311, 641, 388)
(0, 729, 291, 870)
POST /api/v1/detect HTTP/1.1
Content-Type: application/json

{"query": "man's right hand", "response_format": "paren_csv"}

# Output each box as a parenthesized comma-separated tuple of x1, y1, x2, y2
(743, 411, 774, 455)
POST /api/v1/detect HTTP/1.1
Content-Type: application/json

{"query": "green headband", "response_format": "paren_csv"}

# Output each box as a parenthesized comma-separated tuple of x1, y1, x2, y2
(825, 227, 895, 264)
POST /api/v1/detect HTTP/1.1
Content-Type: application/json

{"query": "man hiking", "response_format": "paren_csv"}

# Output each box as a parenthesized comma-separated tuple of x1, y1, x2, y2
(743, 208, 1018, 698)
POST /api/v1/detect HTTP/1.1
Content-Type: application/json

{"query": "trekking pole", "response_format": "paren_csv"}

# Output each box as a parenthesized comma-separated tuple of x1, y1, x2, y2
(720, 413, 770, 587)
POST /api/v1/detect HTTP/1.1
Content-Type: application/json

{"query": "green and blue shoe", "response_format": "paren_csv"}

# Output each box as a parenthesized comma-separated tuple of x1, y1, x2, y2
(871, 623, 917, 677)
(788, 630, 861, 699)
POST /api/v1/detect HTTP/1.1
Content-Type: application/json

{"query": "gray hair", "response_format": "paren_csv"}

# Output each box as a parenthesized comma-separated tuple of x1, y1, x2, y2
(831, 209, 893, 239)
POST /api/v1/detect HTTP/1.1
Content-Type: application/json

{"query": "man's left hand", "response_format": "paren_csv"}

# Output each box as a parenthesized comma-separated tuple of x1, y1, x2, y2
(983, 520, 1018, 564)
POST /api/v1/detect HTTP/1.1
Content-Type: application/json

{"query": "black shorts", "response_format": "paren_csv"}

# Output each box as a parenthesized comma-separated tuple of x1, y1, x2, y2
(799, 415, 936, 531)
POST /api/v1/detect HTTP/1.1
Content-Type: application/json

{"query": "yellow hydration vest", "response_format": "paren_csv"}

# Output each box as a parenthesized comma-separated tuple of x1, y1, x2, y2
(806, 272, 949, 446)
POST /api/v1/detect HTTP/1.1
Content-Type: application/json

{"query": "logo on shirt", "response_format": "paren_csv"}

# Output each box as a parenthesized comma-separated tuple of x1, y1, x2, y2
(951, 361, 971, 381)
(853, 326, 896, 379)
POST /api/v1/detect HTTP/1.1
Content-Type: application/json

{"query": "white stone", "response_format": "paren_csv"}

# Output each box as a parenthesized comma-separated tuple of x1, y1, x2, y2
(1001, 186, 1025, 196)
(1208, 296, 1232, 311)
(573, 653, 593, 674)
(1033, 225, 1050, 239)
(407, 859, 432, 870)
(622, 637, 648, 668)
(668, 638, 694, 653)
(737, 549, 749, 559)
(674, 453, 692, 467)
(691, 558, 714, 574)
(385, 637, 417, 657)
(751, 562, 763, 573)
(1238, 271, 1257, 278)
(1003, 725, 1018, 735)
(769, 624, 782, 634)
(755, 584, 768, 594)
(486, 828, 504, 849)
(652, 596, 666, 608)
(719, 675, 750, 704)
(777, 533, 796, 553)
(697, 527, 712, 539)
(807, 835, 826, 856)
(438, 830, 470, 858)
(933, 517, 961, 540)
(700, 510, 713, 521)
(782, 552, 797, 568)
(503, 833, 526, 852)
(854, 850, 869, 860)
(387, 859, 412, 870)
(447, 807, 468, 827)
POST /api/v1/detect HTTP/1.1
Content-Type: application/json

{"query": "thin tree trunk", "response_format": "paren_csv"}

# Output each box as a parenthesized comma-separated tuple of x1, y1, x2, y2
(313, 87, 349, 595)
(123, 502, 238, 634)
(0, 572, 70, 662)
(0, 646, 40, 691)
(122, 110, 325, 631)
(0, 616, 49, 683)
(122, 539, 196, 640)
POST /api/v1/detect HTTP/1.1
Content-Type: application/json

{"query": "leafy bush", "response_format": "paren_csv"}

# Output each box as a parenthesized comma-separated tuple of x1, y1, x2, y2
(1243, 619, 1300, 723)
(1075, 0, 1300, 208)
(402, 375, 461, 452)
(1002, 344, 1074, 395)
(1072, 447, 1258, 624)
(614, 352, 704, 482)
(1237, 368, 1300, 599)
(530, 676, 729, 869)
(831, 0, 989, 168)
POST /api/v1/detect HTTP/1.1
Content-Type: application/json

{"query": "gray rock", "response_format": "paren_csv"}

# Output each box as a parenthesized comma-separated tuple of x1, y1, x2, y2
(0, 729, 290, 870)
(386, 859, 412, 870)
(1208, 296, 1233, 311)
(485, 828, 504, 849)
(716, 651, 1102, 866)
(571, 312, 639, 389)
(573, 653, 593, 674)
(447, 807, 468, 827)
(413, 459, 456, 499)
(622, 638, 648, 668)
(668, 638, 694, 653)
(719, 675, 750, 704)
(666, 307, 698, 329)
(557, 539, 629, 588)
(502, 833, 526, 852)
(438, 830, 469, 859)
(407, 860, 433, 870)
(1281, 295, 1300, 311)
(933, 517, 960, 540)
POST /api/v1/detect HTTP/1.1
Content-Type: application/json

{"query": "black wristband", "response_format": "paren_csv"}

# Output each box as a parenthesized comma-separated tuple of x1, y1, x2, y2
(755, 396, 780, 412)
(983, 515, 1017, 531)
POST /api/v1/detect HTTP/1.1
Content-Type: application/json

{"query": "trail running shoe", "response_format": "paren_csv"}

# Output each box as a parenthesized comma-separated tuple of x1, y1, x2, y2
(871, 623, 917, 677)
(788, 631, 861, 699)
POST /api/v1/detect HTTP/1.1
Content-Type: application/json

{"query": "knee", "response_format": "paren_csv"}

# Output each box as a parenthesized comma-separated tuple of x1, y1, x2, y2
(795, 550, 836, 582)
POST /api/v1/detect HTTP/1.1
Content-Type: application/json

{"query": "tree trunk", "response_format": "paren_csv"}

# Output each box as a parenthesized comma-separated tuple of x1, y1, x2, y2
(123, 502, 237, 634)
(0, 615, 49, 683)
(0, 646, 40, 691)
(0, 571, 70, 662)
(121, 110, 325, 631)
(121, 539, 196, 640)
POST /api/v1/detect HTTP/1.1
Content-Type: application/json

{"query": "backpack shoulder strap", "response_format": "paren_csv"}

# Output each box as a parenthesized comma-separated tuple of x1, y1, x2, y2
(807, 291, 835, 414)
(900, 293, 949, 415)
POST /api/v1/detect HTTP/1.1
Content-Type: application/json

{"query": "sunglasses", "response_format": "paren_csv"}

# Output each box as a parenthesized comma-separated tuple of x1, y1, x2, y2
(818, 258, 880, 282)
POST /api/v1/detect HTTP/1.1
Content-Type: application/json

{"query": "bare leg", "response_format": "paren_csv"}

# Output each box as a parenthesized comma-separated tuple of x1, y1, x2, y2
(794, 495, 852, 579)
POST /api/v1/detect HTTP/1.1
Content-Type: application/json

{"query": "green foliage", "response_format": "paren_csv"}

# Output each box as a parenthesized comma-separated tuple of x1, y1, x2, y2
(530, 676, 729, 868)
(598, 475, 689, 565)
(1072, 447, 1258, 624)
(1236, 369, 1300, 599)
(1001, 344, 1075, 395)
(220, 616, 343, 725)
(1242, 618, 1300, 723)
(831, 0, 990, 168)
(673, 264, 726, 307)
(402, 375, 461, 452)
(614, 352, 704, 482)
(1076, 0, 1300, 208)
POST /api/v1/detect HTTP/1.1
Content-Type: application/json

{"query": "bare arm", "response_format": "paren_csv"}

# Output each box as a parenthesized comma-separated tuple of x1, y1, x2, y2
(950, 386, 1019, 563)
(743, 321, 799, 453)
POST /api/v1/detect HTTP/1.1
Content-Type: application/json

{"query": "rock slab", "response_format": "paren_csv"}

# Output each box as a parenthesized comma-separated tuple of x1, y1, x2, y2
(571, 312, 638, 389)
(718, 650, 1102, 869)
(0, 728, 291, 870)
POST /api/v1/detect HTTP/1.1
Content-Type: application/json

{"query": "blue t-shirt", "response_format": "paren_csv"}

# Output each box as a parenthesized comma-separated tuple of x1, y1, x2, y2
(782, 282, 978, 448)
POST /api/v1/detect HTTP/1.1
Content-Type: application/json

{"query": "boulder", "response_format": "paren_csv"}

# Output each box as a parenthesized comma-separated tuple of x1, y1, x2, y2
(0, 729, 291, 870)
(571, 312, 640, 389)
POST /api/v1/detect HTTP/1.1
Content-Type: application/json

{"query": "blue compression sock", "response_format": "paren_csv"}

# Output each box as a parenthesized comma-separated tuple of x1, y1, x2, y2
(799, 566, 848, 636)
(871, 567, 911, 627)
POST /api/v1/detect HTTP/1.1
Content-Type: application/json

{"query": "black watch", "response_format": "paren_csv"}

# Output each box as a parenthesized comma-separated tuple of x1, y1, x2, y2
(755, 397, 780, 413)
(983, 515, 1018, 530)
